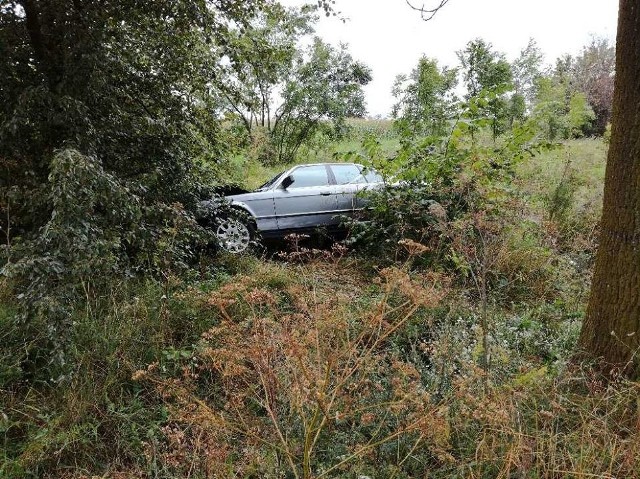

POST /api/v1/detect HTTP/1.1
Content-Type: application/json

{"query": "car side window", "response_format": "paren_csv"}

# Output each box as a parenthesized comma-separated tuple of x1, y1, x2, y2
(331, 164, 367, 185)
(288, 165, 330, 188)
(363, 168, 384, 183)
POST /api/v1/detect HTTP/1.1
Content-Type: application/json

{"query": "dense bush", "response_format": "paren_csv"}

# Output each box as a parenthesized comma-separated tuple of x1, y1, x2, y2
(123, 256, 634, 479)
(1, 149, 212, 382)
(135, 259, 455, 478)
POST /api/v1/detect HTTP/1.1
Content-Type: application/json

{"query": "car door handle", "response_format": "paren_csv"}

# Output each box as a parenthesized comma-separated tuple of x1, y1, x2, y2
(320, 192, 331, 196)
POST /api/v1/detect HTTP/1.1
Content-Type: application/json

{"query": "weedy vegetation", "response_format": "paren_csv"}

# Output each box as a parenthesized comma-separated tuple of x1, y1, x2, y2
(3, 123, 633, 478)
(1, 1, 634, 477)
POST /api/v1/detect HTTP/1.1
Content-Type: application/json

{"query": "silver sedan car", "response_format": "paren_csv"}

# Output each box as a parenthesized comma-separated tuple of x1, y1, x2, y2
(212, 163, 384, 253)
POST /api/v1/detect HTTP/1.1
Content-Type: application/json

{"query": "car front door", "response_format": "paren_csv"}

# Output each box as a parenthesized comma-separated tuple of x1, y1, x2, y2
(273, 165, 338, 230)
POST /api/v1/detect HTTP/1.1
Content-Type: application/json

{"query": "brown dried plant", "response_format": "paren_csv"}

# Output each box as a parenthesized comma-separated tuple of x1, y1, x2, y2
(135, 257, 452, 478)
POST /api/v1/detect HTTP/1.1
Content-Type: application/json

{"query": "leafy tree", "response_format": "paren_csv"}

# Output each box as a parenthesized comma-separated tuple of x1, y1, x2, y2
(579, 1, 640, 378)
(391, 55, 458, 138)
(531, 76, 594, 140)
(511, 38, 544, 108)
(0, 0, 277, 376)
(509, 38, 544, 122)
(457, 38, 513, 140)
(538, 39, 615, 137)
(457, 39, 512, 98)
(216, 4, 316, 138)
(217, 10, 371, 164)
(571, 37, 615, 136)
(0, 0, 279, 239)
(270, 37, 372, 163)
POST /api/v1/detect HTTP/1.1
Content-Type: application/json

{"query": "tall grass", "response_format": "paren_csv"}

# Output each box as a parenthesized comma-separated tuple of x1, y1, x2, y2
(0, 275, 221, 478)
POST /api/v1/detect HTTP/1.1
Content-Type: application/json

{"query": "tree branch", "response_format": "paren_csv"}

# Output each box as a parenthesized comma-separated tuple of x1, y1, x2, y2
(405, 0, 450, 21)
(220, 89, 252, 135)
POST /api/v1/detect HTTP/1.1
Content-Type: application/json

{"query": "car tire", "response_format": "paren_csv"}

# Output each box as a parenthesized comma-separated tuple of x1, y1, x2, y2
(214, 211, 258, 254)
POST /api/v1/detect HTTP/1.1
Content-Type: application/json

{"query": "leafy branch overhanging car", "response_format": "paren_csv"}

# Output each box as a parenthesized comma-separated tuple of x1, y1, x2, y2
(200, 162, 385, 253)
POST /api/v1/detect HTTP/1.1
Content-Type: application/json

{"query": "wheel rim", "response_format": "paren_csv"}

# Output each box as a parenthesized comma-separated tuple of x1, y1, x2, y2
(216, 218, 251, 253)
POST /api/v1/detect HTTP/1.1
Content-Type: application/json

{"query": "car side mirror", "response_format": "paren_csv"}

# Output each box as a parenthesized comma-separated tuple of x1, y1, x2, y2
(281, 175, 294, 189)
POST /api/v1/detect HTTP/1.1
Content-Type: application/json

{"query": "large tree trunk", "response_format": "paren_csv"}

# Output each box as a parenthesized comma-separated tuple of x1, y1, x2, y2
(579, 0, 640, 377)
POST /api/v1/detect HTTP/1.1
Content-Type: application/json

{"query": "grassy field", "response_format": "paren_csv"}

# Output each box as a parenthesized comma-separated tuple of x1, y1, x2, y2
(517, 138, 607, 220)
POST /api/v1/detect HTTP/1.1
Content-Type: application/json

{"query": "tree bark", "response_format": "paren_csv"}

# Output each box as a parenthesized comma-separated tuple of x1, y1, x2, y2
(21, 0, 47, 66)
(579, 0, 640, 377)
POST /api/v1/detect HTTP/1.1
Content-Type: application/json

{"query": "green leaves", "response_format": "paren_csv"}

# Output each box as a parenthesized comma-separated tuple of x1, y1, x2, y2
(0, 0, 280, 381)
(532, 77, 595, 141)
(272, 37, 372, 163)
(213, 2, 371, 165)
(2, 148, 214, 380)
(392, 56, 458, 139)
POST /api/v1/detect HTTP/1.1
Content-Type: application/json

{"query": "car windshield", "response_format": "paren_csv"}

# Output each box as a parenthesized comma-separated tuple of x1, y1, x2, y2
(256, 171, 285, 191)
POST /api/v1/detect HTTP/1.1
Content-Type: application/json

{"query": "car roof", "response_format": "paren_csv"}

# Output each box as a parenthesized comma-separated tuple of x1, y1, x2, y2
(290, 162, 363, 167)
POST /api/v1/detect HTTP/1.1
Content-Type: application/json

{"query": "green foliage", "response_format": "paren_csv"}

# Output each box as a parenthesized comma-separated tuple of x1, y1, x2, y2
(217, 6, 372, 164)
(457, 39, 513, 98)
(271, 38, 372, 163)
(511, 38, 544, 109)
(2, 149, 210, 380)
(216, 4, 316, 141)
(345, 91, 554, 265)
(528, 39, 612, 139)
(0, 301, 21, 388)
(507, 93, 527, 125)
(392, 56, 458, 138)
(0, 0, 285, 382)
(567, 92, 597, 134)
(532, 77, 595, 140)
(456, 39, 514, 140)
(0, 0, 287, 248)
(3, 149, 136, 379)
(0, 0, 239, 204)
(546, 160, 580, 223)
(570, 36, 615, 135)
(0, 275, 221, 477)
(0, 131, 618, 477)
(389, 36, 611, 147)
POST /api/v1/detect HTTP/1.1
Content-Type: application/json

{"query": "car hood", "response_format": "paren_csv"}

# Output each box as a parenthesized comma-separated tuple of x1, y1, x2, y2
(226, 190, 268, 203)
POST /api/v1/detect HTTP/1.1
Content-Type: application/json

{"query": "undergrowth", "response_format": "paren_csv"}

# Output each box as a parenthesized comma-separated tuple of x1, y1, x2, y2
(2, 137, 634, 479)
(1, 246, 638, 478)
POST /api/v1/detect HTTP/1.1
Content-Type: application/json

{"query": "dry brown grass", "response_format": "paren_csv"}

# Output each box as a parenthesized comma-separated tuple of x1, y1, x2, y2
(135, 252, 453, 478)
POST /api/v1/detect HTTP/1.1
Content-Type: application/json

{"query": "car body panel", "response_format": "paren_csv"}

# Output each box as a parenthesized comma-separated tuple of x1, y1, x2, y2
(272, 164, 338, 229)
(225, 192, 278, 231)
(224, 162, 384, 236)
(273, 185, 338, 229)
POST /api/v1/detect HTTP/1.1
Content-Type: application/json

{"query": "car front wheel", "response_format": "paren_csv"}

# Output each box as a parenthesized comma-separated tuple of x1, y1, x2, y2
(215, 214, 256, 254)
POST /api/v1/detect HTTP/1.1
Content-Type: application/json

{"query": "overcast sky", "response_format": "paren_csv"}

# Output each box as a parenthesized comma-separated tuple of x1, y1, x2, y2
(281, 0, 619, 117)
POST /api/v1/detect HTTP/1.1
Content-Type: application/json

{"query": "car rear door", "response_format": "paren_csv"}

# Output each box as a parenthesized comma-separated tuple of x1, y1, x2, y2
(273, 165, 338, 230)
(330, 164, 369, 216)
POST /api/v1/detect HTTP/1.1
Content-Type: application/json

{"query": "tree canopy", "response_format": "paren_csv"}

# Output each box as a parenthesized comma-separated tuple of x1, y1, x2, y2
(216, 6, 372, 163)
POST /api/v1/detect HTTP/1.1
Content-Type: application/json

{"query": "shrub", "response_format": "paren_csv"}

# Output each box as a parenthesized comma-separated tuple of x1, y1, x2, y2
(1, 149, 212, 382)
(0, 274, 221, 478)
(447, 364, 640, 478)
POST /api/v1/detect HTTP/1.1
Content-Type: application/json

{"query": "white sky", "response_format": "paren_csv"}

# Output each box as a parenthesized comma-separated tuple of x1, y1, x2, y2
(281, 0, 619, 117)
